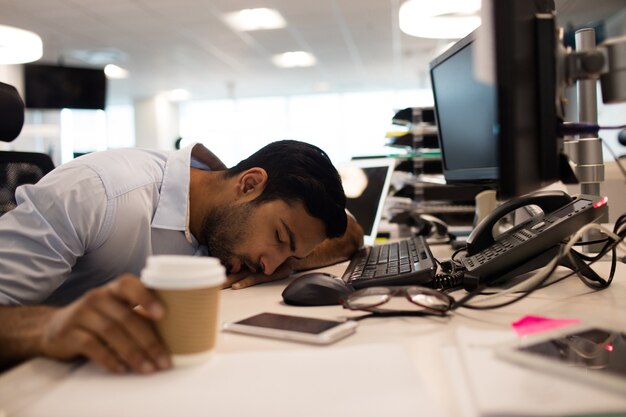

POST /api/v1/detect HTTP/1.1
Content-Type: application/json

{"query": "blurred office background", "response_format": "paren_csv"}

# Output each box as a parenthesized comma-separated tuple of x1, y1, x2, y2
(0, 0, 625, 167)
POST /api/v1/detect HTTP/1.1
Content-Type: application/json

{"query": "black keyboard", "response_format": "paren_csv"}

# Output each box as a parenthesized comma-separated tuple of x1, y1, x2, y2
(342, 235, 437, 289)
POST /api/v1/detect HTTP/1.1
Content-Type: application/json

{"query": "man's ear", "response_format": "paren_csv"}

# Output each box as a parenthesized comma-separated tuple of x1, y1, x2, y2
(237, 168, 268, 200)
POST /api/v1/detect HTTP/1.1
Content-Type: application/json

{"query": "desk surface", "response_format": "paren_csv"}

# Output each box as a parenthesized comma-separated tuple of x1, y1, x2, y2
(2, 243, 626, 417)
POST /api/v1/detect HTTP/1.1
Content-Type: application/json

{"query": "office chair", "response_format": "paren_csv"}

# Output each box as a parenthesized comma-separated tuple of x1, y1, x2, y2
(618, 130, 626, 159)
(0, 81, 55, 216)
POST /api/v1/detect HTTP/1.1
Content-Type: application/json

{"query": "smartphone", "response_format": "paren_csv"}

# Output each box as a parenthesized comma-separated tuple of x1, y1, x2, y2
(496, 324, 626, 394)
(222, 312, 358, 345)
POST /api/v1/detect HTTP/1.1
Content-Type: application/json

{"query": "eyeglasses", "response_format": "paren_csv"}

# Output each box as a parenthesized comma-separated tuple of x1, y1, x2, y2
(341, 286, 454, 315)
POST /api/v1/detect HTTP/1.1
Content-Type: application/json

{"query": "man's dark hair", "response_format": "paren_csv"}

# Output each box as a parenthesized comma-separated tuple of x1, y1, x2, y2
(226, 140, 347, 238)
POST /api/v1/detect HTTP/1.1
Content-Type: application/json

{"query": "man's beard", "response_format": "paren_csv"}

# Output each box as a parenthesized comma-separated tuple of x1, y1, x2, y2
(201, 201, 254, 273)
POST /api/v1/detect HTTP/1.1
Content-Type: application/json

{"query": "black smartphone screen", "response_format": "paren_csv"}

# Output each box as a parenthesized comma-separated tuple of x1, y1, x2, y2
(235, 313, 343, 334)
(518, 328, 626, 378)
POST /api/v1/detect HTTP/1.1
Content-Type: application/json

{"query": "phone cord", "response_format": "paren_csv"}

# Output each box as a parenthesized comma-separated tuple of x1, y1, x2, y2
(431, 269, 465, 291)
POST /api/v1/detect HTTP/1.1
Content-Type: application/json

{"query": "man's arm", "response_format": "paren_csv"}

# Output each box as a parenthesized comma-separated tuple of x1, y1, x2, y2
(0, 275, 171, 373)
(288, 213, 364, 271)
(224, 213, 364, 289)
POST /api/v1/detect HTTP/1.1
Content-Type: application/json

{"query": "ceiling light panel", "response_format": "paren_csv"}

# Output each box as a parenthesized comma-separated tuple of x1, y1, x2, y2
(0, 24, 43, 64)
(272, 51, 317, 68)
(104, 64, 129, 79)
(399, 0, 481, 39)
(223, 8, 287, 31)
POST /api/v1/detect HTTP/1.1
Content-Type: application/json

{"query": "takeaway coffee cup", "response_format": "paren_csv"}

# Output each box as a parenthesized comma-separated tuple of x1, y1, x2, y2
(140, 255, 226, 366)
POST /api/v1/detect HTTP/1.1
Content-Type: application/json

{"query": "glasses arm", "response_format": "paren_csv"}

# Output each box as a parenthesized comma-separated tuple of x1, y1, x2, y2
(351, 310, 450, 321)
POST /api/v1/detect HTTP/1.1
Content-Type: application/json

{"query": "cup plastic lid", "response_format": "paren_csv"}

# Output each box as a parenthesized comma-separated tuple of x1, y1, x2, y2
(141, 256, 226, 289)
(146, 255, 222, 268)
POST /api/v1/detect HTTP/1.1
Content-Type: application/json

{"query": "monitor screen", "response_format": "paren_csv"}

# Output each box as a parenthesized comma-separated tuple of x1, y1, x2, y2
(23, 64, 107, 110)
(430, 32, 498, 186)
(345, 166, 388, 235)
(339, 158, 395, 246)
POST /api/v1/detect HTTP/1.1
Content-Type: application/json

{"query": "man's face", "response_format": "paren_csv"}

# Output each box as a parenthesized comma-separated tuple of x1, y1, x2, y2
(201, 199, 326, 276)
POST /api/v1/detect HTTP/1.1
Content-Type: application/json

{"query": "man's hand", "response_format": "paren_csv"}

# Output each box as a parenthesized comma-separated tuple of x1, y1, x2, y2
(222, 263, 294, 290)
(39, 274, 171, 374)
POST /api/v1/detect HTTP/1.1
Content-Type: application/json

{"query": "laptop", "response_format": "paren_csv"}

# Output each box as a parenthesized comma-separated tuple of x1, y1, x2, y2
(339, 158, 396, 246)
(338, 158, 437, 289)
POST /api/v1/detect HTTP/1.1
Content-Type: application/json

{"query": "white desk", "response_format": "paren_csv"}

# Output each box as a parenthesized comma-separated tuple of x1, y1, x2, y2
(2, 244, 626, 417)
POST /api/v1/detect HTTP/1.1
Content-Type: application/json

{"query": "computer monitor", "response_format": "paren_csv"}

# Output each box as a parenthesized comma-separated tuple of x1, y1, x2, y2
(23, 64, 107, 110)
(429, 31, 498, 188)
(429, 0, 561, 199)
(339, 158, 396, 246)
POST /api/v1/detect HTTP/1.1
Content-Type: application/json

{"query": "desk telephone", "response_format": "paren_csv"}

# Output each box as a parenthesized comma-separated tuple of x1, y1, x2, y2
(460, 190, 609, 290)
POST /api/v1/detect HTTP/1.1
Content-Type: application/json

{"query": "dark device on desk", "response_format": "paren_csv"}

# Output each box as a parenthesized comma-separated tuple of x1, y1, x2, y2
(460, 191, 609, 290)
(497, 325, 626, 394)
(282, 272, 353, 306)
(429, 0, 567, 200)
(341, 235, 436, 289)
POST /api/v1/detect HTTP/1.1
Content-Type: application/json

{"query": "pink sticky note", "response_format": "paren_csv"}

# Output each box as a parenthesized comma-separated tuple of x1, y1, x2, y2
(512, 315, 581, 337)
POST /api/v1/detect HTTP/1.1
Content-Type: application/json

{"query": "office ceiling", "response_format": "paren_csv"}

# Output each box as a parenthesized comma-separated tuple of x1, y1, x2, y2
(1, 0, 624, 105)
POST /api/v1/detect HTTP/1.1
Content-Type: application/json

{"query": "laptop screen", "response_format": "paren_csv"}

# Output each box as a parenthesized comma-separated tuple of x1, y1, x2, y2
(338, 158, 395, 246)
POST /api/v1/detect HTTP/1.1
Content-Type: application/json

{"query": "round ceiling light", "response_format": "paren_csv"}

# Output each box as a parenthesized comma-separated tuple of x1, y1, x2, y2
(223, 8, 286, 31)
(0, 24, 43, 64)
(272, 51, 316, 68)
(399, 0, 481, 39)
(104, 64, 129, 79)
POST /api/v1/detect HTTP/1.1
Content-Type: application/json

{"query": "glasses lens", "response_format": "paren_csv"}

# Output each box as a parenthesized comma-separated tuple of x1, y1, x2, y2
(344, 287, 391, 310)
(406, 287, 451, 311)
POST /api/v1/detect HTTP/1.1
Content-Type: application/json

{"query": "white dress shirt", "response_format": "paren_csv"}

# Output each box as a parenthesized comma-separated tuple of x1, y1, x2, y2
(0, 144, 210, 306)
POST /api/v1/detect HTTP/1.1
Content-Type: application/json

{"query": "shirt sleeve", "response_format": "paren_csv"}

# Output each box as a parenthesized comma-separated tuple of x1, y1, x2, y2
(0, 163, 111, 305)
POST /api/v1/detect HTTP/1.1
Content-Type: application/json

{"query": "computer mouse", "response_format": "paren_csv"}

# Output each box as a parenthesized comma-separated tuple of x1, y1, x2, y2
(281, 272, 354, 306)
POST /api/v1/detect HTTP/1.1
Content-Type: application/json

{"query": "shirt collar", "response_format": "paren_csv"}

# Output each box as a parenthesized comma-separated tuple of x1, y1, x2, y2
(151, 143, 220, 246)
(151, 144, 195, 232)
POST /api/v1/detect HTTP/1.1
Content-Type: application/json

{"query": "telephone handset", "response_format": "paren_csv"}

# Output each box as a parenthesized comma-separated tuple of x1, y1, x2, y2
(461, 191, 609, 290)
(466, 190, 573, 256)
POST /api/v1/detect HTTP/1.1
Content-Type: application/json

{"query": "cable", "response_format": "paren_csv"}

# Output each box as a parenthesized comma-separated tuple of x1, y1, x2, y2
(454, 251, 562, 309)
(450, 246, 467, 262)
(431, 258, 465, 291)
(450, 219, 626, 311)
(431, 270, 465, 291)
(572, 237, 609, 247)
(558, 122, 626, 136)
(467, 223, 618, 304)
(471, 221, 624, 308)
(599, 124, 626, 130)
